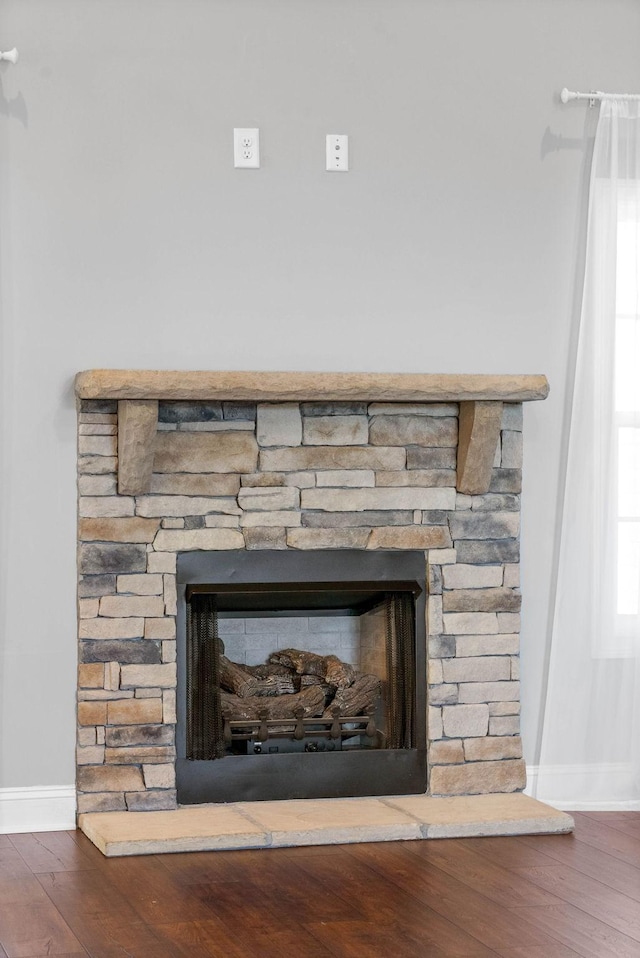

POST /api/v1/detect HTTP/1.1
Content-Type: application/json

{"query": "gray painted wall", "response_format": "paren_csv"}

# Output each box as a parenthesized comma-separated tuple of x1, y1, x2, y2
(1, 0, 639, 787)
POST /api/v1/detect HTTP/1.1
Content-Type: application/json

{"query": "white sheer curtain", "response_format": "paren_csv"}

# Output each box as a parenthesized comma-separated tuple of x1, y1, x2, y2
(536, 100, 640, 809)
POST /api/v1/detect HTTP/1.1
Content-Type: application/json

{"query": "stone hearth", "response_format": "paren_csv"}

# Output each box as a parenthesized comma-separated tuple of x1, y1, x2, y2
(75, 370, 563, 849)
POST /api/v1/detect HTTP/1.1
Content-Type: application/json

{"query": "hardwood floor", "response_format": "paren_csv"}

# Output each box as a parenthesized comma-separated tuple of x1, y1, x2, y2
(0, 812, 639, 957)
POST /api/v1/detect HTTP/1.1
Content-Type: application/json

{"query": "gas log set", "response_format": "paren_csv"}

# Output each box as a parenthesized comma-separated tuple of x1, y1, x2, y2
(218, 647, 383, 751)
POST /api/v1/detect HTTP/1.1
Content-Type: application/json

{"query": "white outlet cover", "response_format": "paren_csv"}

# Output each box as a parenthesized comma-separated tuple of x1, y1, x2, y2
(326, 134, 349, 172)
(234, 128, 260, 169)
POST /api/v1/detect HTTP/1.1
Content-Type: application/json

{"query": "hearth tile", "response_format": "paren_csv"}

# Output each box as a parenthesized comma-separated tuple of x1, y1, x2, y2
(382, 793, 574, 838)
(79, 805, 269, 857)
(236, 798, 423, 847)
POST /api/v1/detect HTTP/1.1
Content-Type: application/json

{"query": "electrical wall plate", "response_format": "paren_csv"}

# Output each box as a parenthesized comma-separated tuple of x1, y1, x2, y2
(326, 134, 349, 172)
(234, 128, 260, 169)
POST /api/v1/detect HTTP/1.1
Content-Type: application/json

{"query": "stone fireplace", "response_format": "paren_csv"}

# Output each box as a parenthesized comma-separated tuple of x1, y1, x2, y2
(75, 370, 548, 818)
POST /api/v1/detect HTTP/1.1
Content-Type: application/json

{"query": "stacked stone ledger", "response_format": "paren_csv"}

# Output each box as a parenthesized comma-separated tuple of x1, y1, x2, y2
(77, 399, 526, 814)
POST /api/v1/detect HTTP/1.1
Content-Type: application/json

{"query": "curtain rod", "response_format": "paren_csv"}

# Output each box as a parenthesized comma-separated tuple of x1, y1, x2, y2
(561, 87, 640, 104)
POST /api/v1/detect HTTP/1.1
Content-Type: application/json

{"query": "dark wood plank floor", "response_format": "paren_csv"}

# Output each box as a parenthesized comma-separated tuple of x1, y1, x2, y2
(1, 812, 639, 957)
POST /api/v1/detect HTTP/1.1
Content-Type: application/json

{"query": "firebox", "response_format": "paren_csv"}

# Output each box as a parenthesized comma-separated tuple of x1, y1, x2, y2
(176, 550, 427, 802)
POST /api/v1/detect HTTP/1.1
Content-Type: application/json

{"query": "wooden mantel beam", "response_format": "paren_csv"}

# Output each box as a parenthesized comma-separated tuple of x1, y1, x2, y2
(75, 370, 549, 403)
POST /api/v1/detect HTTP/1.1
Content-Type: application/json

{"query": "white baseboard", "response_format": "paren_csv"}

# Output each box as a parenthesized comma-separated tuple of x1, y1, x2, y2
(0, 786, 76, 834)
(526, 764, 640, 811)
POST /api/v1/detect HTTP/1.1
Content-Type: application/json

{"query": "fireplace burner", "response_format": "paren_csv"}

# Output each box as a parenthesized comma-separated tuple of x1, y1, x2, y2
(176, 550, 427, 803)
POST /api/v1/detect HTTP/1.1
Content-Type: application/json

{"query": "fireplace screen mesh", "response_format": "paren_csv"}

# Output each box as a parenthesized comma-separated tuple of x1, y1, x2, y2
(186, 587, 416, 760)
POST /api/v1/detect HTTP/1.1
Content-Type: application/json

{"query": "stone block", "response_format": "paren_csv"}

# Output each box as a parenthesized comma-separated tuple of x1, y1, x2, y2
(107, 698, 163, 725)
(368, 403, 458, 417)
(287, 528, 370, 550)
(501, 431, 523, 469)
(449, 513, 520, 541)
(429, 635, 456, 658)
(511, 657, 520, 680)
(79, 519, 159, 545)
(442, 564, 503, 590)
(80, 640, 161, 665)
(99, 595, 165, 618)
(442, 704, 489, 738)
(302, 402, 369, 416)
(256, 403, 302, 446)
(301, 488, 456, 512)
(490, 715, 521, 735)
(179, 421, 254, 432)
(244, 527, 287, 550)
(162, 518, 184, 529)
(163, 689, 177, 724)
(443, 588, 521, 613)
(458, 681, 520, 704)
(429, 684, 458, 706)
(78, 702, 108, 726)
(105, 746, 175, 765)
(316, 470, 375, 487)
(144, 617, 176, 640)
(159, 401, 223, 423)
(498, 613, 521, 633)
(428, 563, 443, 595)
(455, 540, 520, 564)
(429, 741, 465, 764)
(303, 416, 368, 446)
(464, 735, 523, 761)
(106, 724, 174, 747)
(120, 663, 176, 688)
(77, 792, 126, 813)
(368, 527, 452, 550)
(489, 701, 521, 716)
(260, 446, 406, 472)
(375, 470, 457, 488)
(78, 543, 148, 576)
(77, 767, 145, 792)
(143, 763, 176, 789)
(430, 759, 526, 796)
(137, 495, 241, 518)
(223, 401, 256, 420)
(78, 435, 117, 457)
(443, 612, 498, 635)
(302, 510, 413, 527)
(428, 659, 443, 685)
(370, 416, 458, 447)
(503, 564, 520, 588)
(77, 727, 97, 746)
(428, 595, 443, 636)
(78, 575, 116, 598)
(202, 515, 239, 529)
(125, 790, 178, 811)
(78, 475, 118, 496)
(442, 657, 511, 683)
(241, 472, 286, 487)
(238, 487, 299, 511)
(489, 469, 522, 494)
(78, 663, 104, 688)
(77, 745, 106, 765)
(104, 662, 120, 691)
(406, 447, 457, 470)
(96, 727, 106, 744)
(78, 598, 99, 619)
(428, 706, 443, 740)
(79, 423, 117, 436)
(79, 410, 117, 422)
(147, 552, 177, 574)
(153, 431, 258, 474)
(240, 511, 301, 528)
(502, 403, 523, 431)
(116, 574, 163, 595)
(471, 494, 520, 512)
(163, 640, 176, 663)
(428, 548, 457, 565)
(79, 618, 144, 640)
(78, 456, 118, 475)
(150, 473, 240, 497)
(153, 528, 244, 551)
(164, 575, 177, 616)
(455, 634, 519, 657)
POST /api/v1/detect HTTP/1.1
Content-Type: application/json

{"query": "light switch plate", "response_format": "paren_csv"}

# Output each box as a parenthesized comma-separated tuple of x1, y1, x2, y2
(326, 134, 349, 172)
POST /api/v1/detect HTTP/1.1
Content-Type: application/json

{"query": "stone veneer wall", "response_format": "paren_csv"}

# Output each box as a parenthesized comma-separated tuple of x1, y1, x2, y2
(76, 399, 526, 814)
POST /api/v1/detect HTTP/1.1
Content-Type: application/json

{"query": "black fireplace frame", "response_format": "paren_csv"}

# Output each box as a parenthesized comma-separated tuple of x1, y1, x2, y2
(176, 549, 427, 803)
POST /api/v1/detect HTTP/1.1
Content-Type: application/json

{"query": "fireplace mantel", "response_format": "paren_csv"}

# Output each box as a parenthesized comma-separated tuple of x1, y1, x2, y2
(75, 370, 549, 497)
